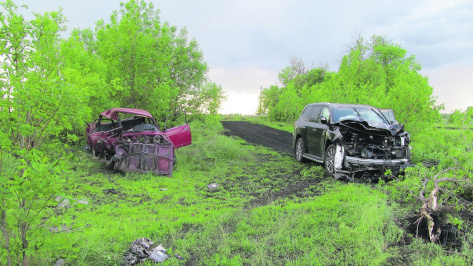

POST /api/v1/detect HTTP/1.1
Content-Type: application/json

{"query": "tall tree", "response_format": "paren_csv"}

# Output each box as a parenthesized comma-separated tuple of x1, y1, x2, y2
(93, 0, 210, 118)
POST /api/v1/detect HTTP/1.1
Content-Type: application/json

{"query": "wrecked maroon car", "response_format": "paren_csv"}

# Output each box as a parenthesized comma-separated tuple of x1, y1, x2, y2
(86, 108, 191, 176)
(293, 103, 411, 181)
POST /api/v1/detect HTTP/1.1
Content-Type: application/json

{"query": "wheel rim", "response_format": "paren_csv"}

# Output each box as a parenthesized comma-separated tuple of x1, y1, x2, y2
(296, 139, 303, 160)
(326, 147, 335, 173)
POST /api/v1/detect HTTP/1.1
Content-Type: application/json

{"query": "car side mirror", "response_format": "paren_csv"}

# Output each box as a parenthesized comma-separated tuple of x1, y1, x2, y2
(390, 120, 399, 125)
(320, 116, 328, 124)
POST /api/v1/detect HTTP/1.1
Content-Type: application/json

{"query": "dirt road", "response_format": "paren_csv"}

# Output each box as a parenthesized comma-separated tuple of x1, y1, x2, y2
(221, 121, 294, 155)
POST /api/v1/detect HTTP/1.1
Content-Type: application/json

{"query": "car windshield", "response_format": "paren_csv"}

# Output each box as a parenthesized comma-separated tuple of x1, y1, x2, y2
(332, 107, 388, 123)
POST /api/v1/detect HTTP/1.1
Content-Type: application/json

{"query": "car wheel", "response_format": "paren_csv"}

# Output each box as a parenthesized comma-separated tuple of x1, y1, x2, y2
(324, 144, 336, 176)
(295, 138, 306, 162)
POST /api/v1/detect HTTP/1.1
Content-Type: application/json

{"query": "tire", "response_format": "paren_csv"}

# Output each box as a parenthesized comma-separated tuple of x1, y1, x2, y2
(295, 138, 306, 162)
(324, 144, 336, 176)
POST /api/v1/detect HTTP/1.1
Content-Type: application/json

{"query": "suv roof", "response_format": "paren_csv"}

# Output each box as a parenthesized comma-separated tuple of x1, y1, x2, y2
(305, 102, 373, 108)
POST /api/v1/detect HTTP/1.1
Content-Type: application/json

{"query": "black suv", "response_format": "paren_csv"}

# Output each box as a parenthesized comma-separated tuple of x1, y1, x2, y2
(293, 103, 411, 179)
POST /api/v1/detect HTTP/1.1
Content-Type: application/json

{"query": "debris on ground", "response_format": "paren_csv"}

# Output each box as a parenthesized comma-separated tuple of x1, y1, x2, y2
(123, 237, 176, 265)
(77, 199, 88, 205)
(55, 196, 89, 208)
(57, 198, 70, 208)
(207, 183, 219, 190)
(103, 188, 120, 194)
(149, 244, 169, 263)
(48, 224, 71, 233)
(55, 259, 66, 266)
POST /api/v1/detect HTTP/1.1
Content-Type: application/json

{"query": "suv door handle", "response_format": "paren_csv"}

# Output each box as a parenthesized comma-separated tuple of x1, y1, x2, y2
(313, 128, 317, 131)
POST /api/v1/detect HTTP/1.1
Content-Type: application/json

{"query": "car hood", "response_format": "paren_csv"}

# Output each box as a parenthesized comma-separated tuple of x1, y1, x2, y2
(337, 117, 404, 136)
(100, 108, 153, 120)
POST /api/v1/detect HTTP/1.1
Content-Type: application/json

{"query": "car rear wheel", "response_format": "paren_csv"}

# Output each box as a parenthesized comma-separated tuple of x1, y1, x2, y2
(295, 138, 306, 162)
(324, 144, 336, 176)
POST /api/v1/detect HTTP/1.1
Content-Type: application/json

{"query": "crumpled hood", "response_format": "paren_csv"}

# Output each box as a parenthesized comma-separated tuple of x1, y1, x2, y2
(338, 117, 403, 136)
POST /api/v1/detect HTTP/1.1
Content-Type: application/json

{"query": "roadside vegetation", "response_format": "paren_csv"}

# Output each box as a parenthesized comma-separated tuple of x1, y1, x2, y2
(1, 0, 472, 265)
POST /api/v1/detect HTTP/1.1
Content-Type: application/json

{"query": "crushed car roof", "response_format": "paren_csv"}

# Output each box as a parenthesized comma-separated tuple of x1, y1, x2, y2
(100, 108, 153, 120)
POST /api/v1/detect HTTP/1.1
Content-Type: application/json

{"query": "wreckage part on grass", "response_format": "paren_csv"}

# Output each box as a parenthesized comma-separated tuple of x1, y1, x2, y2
(207, 183, 219, 189)
(124, 237, 154, 265)
(123, 238, 172, 265)
(103, 188, 120, 194)
(114, 140, 174, 176)
(149, 245, 169, 263)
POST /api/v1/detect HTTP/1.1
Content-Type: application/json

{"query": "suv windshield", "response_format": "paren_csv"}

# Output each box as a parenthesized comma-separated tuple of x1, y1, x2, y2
(332, 107, 388, 123)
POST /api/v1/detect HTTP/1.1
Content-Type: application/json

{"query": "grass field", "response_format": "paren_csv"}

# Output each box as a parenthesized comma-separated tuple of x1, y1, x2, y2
(14, 118, 473, 265)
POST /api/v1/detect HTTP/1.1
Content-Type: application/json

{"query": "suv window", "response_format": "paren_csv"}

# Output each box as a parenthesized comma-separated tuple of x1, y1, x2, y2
(299, 106, 313, 121)
(318, 107, 330, 123)
(308, 106, 322, 122)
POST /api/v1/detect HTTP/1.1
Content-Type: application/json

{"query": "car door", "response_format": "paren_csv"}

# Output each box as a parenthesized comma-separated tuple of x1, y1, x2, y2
(305, 106, 322, 156)
(165, 124, 192, 149)
(296, 106, 315, 151)
(307, 106, 329, 158)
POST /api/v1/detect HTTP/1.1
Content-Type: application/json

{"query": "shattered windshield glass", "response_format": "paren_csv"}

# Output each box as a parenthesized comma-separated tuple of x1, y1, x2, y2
(332, 107, 388, 123)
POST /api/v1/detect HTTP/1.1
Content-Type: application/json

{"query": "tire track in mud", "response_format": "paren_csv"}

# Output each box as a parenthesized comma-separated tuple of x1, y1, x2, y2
(220, 121, 294, 155)
(221, 121, 326, 207)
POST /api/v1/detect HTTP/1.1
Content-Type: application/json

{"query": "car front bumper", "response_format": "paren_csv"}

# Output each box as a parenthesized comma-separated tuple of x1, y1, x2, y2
(345, 156, 410, 170)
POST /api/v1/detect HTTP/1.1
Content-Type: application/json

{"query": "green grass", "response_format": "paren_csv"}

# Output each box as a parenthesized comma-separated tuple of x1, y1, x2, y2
(21, 118, 473, 265)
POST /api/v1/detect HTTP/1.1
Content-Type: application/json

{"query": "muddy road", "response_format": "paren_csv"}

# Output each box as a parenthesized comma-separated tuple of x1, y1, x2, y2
(221, 121, 294, 155)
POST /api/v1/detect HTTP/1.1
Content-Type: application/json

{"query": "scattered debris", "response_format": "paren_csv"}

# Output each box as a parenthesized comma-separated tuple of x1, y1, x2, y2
(77, 199, 88, 205)
(174, 254, 184, 260)
(55, 259, 66, 266)
(57, 198, 70, 208)
(160, 188, 168, 191)
(207, 183, 219, 190)
(123, 237, 176, 265)
(149, 244, 169, 263)
(56, 197, 89, 208)
(123, 237, 154, 265)
(49, 224, 71, 233)
(103, 188, 120, 194)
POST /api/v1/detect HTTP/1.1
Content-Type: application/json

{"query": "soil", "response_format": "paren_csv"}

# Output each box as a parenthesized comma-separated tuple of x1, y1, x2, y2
(221, 121, 327, 207)
(221, 121, 294, 155)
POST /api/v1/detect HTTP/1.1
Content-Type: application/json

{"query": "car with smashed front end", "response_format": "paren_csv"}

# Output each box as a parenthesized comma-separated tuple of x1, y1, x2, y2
(86, 108, 191, 176)
(293, 103, 411, 180)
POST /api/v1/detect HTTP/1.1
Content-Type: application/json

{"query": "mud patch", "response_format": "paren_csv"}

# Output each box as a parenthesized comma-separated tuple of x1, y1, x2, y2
(221, 121, 293, 155)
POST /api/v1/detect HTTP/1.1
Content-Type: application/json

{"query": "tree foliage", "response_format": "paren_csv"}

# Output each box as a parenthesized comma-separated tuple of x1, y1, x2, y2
(258, 35, 441, 134)
(91, 0, 218, 120)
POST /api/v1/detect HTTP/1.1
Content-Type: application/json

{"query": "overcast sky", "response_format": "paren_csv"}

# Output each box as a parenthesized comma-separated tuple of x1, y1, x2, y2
(16, 0, 473, 114)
